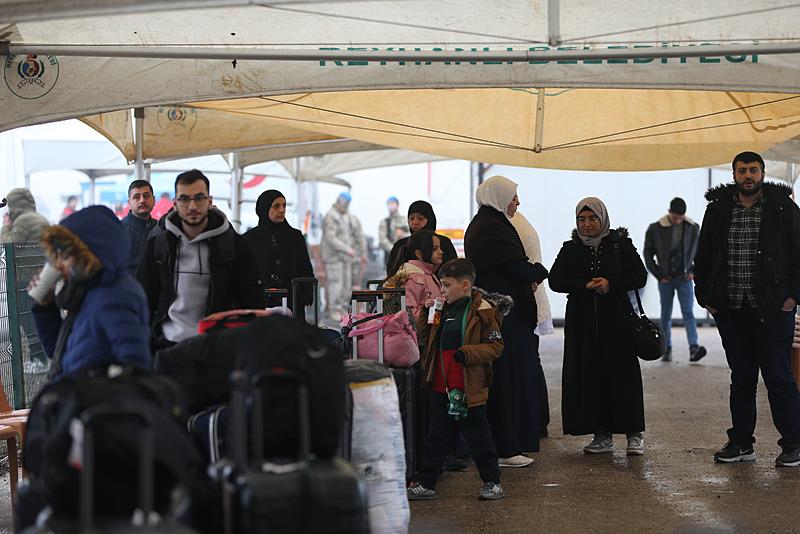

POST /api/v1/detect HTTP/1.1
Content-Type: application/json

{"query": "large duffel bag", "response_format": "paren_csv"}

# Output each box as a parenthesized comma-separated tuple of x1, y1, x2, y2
(157, 315, 345, 459)
(21, 365, 203, 529)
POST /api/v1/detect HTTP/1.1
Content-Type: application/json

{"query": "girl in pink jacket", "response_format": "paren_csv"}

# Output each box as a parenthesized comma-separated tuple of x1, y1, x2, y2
(385, 229, 444, 317)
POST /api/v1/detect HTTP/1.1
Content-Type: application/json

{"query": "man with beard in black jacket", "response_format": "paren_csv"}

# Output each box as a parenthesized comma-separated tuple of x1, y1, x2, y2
(137, 170, 263, 351)
(694, 151, 800, 467)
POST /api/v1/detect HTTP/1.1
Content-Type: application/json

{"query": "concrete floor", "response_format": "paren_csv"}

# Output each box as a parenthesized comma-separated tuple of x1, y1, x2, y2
(408, 326, 800, 534)
(0, 326, 797, 533)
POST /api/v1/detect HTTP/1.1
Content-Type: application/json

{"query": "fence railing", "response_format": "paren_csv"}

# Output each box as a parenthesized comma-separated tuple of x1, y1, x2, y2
(0, 243, 49, 409)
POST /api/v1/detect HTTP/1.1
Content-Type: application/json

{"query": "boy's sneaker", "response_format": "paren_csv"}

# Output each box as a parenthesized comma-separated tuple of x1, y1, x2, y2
(583, 434, 614, 454)
(775, 446, 800, 467)
(660, 347, 672, 362)
(407, 482, 437, 500)
(626, 433, 645, 456)
(713, 442, 756, 463)
(689, 345, 707, 363)
(498, 454, 533, 468)
(479, 482, 505, 501)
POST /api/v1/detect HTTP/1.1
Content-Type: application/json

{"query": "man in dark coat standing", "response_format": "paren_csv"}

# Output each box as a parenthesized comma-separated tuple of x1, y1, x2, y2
(694, 151, 800, 467)
(137, 170, 264, 350)
(120, 180, 157, 274)
(643, 197, 705, 362)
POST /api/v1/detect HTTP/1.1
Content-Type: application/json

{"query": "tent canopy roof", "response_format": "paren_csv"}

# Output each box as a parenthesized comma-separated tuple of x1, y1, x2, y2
(4, 1, 800, 171)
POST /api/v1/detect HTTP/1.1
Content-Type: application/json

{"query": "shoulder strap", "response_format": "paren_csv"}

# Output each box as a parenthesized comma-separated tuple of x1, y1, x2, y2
(48, 309, 79, 379)
(385, 216, 393, 242)
(153, 232, 170, 265)
(216, 229, 236, 266)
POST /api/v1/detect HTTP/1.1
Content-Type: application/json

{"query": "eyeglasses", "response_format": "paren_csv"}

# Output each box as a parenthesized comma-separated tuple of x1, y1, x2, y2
(176, 194, 209, 206)
(576, 216, 601, 223)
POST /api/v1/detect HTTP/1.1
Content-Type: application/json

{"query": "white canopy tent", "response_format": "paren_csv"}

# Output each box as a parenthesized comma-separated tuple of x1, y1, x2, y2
(3, 0, 800, 174)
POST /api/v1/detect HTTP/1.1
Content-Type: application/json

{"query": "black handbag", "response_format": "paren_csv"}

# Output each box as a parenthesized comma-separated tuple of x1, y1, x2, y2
(628, 289, 667, 361)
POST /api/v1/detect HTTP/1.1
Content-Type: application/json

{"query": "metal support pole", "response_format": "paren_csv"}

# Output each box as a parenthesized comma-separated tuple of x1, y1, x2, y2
(547, 0, 561, 46)
(89, 175, 96, 206)
(4, 244, 25, 409)
(229, 152, 242, 232)
(134, 108, 145, 180)
(533, 88, 546, 153)
(7, 42, 799, 62)
(293, 158, 303, 230)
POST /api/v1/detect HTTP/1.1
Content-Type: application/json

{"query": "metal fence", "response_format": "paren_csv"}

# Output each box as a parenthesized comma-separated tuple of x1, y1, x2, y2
(0, 243, 49, 409)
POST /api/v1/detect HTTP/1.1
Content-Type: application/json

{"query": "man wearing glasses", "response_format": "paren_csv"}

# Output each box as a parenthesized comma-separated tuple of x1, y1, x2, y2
(137, 170, 263, 350)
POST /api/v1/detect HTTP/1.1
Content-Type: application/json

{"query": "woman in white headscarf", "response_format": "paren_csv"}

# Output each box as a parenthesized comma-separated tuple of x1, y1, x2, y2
(549, 197, 648, 455)
(464, 175, 549, 467)
(511, 211, 554, 437)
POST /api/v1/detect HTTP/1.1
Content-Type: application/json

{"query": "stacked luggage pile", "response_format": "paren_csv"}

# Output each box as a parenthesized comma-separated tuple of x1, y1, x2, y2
(15, 277, 422, 533)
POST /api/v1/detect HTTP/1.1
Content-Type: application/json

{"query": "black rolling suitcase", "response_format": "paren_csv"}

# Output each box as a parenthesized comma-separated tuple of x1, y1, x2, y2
(22, 403, 198, 533)
(349, 289, 417, 479)
(223, 369, 368, 534)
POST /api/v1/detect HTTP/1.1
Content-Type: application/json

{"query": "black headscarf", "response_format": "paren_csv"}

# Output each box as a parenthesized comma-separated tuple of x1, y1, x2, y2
(385, 200, 457, 272)
(244, 190, 313, 303)
(256, 190, 287, 226)
(407, 200, 437, 232)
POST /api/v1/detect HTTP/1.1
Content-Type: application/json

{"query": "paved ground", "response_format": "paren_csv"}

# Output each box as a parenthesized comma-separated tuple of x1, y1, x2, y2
(0, 326, 797, 532)
(409, 326, 800, 534)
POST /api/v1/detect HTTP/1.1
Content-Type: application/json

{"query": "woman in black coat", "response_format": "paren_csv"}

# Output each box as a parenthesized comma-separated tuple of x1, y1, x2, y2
(243, 190, 314, 306)
(464, 175, 548, 466)
(548, 197, 648, 455)
(386, 200, 457, 274)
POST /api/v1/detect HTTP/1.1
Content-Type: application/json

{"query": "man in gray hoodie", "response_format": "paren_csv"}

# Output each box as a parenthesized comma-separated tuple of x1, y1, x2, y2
(137, 170, 263, 349)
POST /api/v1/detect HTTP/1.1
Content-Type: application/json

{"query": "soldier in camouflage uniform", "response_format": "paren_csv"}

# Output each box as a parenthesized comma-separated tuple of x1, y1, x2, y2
(321, 192, 366, 321)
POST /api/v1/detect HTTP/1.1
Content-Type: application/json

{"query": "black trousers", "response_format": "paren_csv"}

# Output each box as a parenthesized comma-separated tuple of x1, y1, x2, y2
(715, 306, 800, 448)
(416, 392, 500, 490)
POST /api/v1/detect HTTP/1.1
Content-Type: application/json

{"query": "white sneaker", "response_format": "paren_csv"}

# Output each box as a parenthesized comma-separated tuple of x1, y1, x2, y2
(498, 454, 533, 468)
(626, 433, 644, 456)
(583, 434, 614, 454)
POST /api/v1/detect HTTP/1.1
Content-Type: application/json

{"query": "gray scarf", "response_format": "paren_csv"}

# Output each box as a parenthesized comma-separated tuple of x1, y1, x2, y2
(575, 197, 610, 248)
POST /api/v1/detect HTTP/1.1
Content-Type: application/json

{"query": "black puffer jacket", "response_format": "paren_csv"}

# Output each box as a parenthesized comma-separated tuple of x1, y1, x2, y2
(694, 182, 800, 318)
(137, 209, 264, 346)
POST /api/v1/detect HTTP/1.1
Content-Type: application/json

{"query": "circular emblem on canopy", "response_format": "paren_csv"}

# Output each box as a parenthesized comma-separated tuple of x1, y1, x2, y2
(3, 54, 59, 99)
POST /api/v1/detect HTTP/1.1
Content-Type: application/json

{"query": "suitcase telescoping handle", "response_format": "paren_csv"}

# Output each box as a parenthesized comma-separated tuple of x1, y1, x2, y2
(79, 403, 156, 531)
(291, 277, 320, 326)
(230, 369, 312, 468)
(349, 289, 406, 364)
(264, 288, 289, 314)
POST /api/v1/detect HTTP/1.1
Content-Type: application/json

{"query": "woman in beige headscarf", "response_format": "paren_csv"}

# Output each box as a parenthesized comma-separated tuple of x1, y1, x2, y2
(549, 197, 649, 455)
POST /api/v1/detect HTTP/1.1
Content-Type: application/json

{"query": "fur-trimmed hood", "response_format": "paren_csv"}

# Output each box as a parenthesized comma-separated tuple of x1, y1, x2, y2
(473, 287, 514, 316)
(570, 226, 630, 243)
(704, 181, 794, 204)
(657, 214, 696, 227)
(41, 206, 130, 285)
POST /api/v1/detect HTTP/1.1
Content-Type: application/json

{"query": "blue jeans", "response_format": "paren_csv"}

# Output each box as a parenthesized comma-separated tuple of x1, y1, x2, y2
(658, 277, 699, 349)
